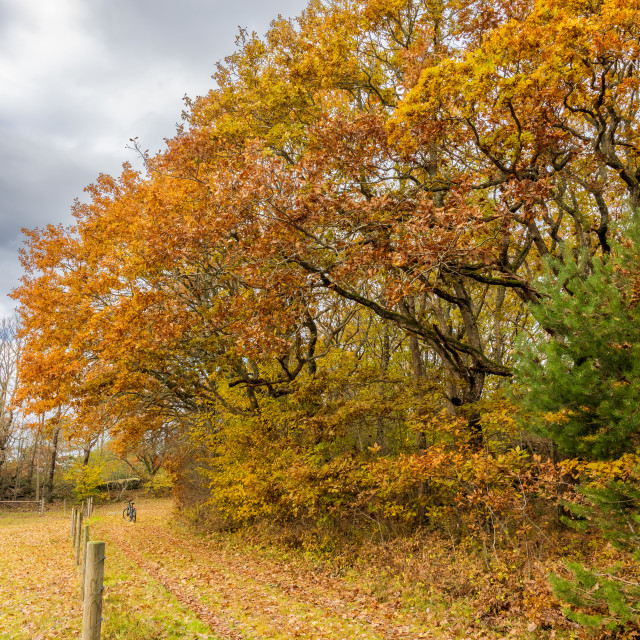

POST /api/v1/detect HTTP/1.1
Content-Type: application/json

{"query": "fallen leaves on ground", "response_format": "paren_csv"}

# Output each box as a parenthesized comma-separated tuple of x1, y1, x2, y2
(2, 499, 563, 639)
(0, 504, 215, 639)
(93, 499, 435, 639)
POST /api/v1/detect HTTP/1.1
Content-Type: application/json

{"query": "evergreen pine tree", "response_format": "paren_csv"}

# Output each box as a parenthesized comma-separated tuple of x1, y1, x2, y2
(514, 226, 640, 630)
(549, 479, 640, 630)
(514, 228, 640, 459)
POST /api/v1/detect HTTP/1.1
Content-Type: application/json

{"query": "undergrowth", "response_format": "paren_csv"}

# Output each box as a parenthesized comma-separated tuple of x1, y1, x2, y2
(177, 507, 640, 639)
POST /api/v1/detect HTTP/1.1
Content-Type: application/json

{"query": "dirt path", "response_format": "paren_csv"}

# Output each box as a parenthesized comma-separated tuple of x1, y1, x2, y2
(0, 500, 442, 639)
(0, 503, 216, 639)
(92, 499, 438, 640)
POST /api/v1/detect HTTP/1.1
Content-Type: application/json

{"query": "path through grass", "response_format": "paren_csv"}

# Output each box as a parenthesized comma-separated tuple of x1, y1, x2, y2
(0, 502, 215, 639)
(1, 498, 449, 639)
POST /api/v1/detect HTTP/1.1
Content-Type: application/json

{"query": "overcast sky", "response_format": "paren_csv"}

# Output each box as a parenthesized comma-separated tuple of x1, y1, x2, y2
(0, 0, 309, 316)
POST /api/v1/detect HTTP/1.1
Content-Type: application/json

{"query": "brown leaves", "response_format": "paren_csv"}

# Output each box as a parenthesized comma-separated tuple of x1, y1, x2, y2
(0, 512, 81, 639)
(92, 500, 431, 639)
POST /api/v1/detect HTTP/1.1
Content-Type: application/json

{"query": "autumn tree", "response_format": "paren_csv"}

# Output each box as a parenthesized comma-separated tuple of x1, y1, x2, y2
(0, 317, 21, 496)
(11, 0, 640, 531)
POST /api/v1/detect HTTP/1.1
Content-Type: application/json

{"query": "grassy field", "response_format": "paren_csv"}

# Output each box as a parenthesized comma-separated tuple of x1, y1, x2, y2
(0, 500, 212, 639)
(0, 498, 580, 640)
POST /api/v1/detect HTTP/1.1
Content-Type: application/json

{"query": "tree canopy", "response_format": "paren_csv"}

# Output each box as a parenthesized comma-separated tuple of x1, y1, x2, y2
(11, 0, 640, 527)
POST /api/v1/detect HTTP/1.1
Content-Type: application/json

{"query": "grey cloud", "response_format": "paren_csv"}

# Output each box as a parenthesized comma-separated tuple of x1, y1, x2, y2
(91, 0, 308, 66)
(0, 127, 106, 228)
(0, 0, 310, 314)
(0, 251, 22, 316)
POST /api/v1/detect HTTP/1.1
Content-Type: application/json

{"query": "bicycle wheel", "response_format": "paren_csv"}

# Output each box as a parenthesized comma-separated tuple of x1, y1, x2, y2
(122, 507, 128, 519)
(131, 508, 136, 523)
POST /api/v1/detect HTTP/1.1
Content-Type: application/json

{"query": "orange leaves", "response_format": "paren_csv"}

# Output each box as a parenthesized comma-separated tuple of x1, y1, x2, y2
(394, 0, 640, 202)
(13, 1, 640, 573)
(561, 454, 640, 489)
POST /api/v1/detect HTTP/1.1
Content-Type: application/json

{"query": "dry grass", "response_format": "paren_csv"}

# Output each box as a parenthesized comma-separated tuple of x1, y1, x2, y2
(0, 502, 214, 639)
(0, 498, 608, 639)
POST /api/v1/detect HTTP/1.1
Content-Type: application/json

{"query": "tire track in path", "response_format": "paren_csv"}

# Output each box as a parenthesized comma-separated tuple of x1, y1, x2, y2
(94, 500, 436, 640)
(106, 525, 249, 640)
(142, 523, 428, 639)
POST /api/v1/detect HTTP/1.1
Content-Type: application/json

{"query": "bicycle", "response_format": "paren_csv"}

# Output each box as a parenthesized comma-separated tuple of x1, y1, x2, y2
(122, 500, 136, 523)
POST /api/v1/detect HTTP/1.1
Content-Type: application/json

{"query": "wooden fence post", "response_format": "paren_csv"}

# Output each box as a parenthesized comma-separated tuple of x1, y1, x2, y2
(81, 525, 90, 602)
(39, 497, 44, 516)
(71, 508, 77, 542)
(82, 541, 105, 640)
(76, 512, 84, 565)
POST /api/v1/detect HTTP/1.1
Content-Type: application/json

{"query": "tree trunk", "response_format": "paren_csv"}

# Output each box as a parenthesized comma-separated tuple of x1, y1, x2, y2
(451, 279, 486, 449)
(35, 441, 40, 503)
(401, 297, 427, 451)
(12, 435, 26, 499)
(409, 332, 427, 451)
(27, 440, 40, 493)
(400, 298, 429, 525)
(375, 327, 391, 450)
(0, 443, 6, 498)
(45, 427, 60, 503)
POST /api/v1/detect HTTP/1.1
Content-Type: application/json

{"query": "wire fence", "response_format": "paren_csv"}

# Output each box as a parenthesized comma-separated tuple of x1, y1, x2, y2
(0, 498, 45, 515)
(32, 508, 83, 640)
(70, 503, 105, 640)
